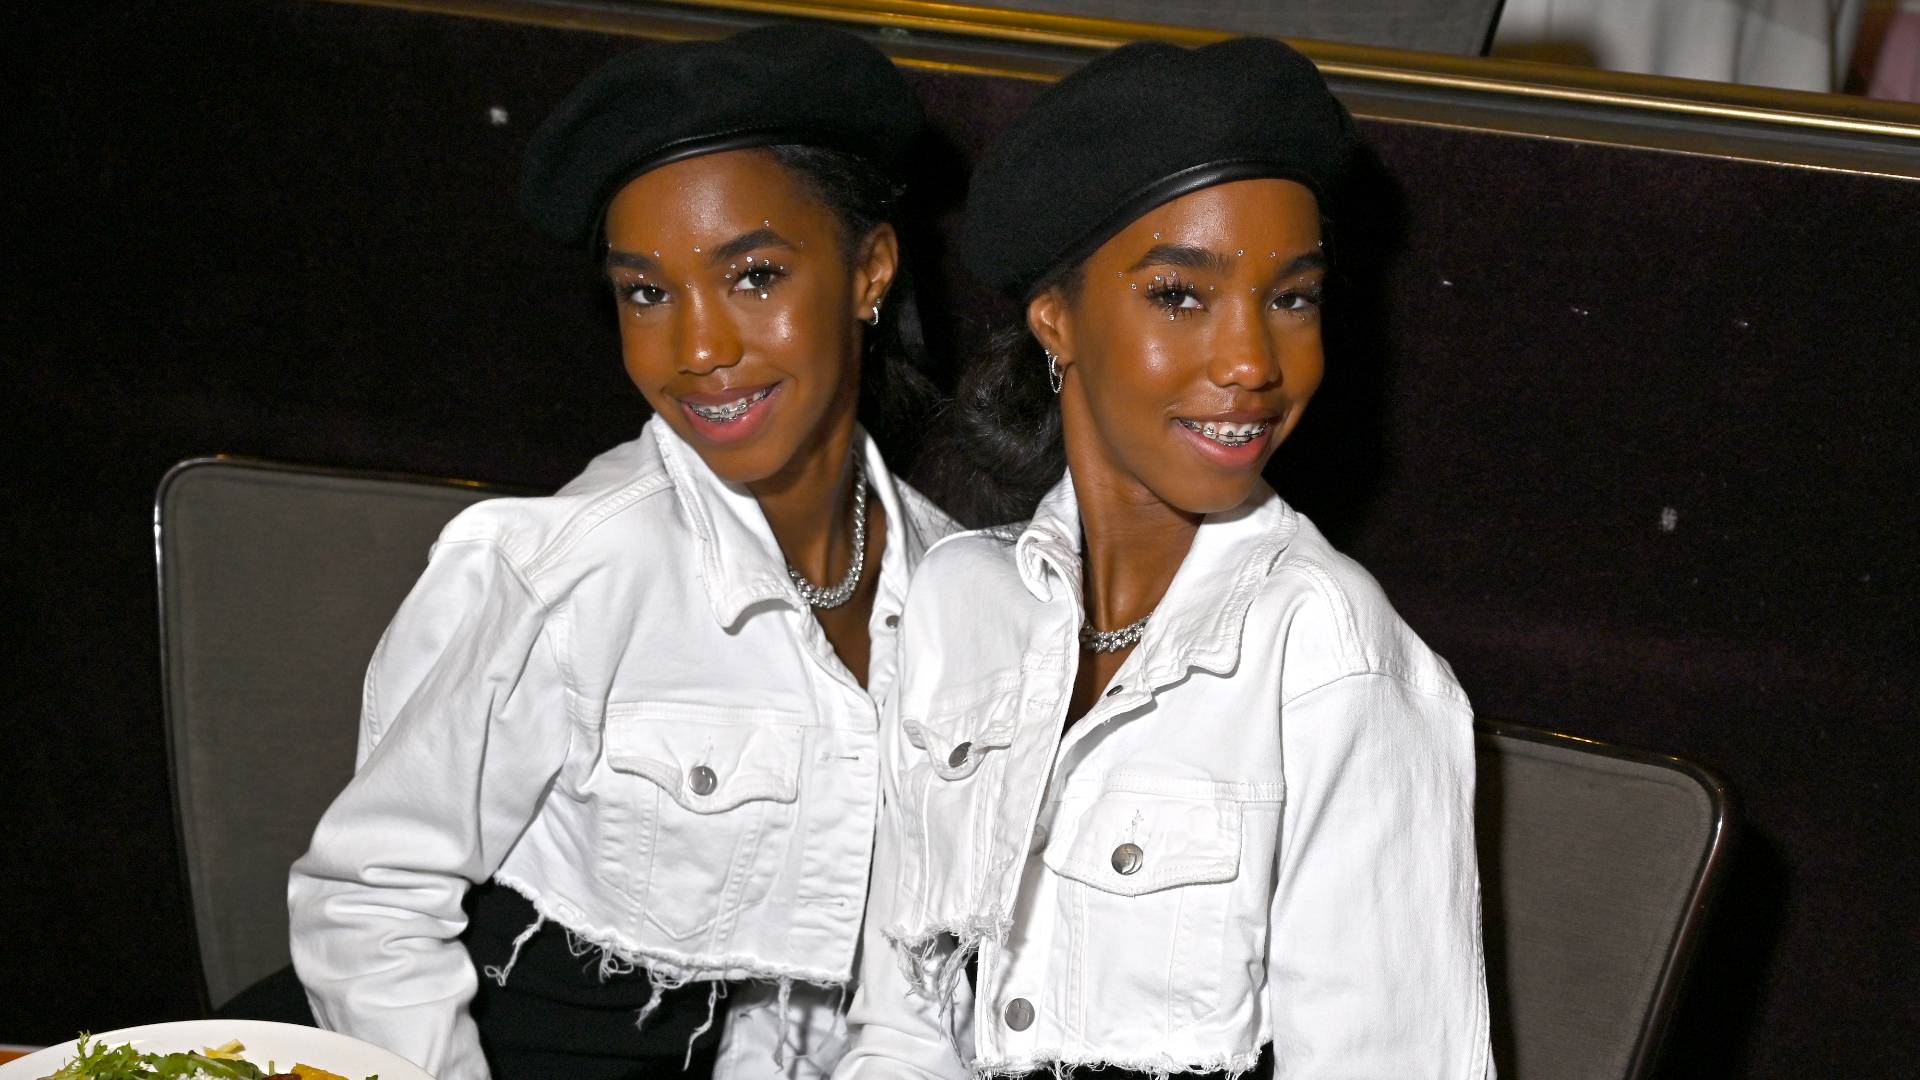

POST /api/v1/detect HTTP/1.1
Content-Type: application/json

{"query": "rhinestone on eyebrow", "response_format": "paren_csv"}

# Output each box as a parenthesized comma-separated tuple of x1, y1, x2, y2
(1269, 251, 1278, 258)
(1130, 283, 1138, 289)
(1236, 249, 1245, 256)
(692, 246, 701, 253)
(763, 219, 771, 226)
(1152, 231, 1161, 239)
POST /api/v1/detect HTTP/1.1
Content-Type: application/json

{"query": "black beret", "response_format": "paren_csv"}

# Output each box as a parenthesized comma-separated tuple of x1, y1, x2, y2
(520, 25, 924, 247)
(961, 37, 1356, 299)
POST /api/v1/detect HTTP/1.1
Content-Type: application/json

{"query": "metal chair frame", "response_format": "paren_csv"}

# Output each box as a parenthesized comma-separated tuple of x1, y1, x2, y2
(153, 454, 538, 1012)
(1474, 717, 1733, 1080)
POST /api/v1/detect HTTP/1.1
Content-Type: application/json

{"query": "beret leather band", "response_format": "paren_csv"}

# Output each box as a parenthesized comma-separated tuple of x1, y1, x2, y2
(521, 25, 924, 248)
(1025, 157, 1327, 299)
(960, 37, 1355, 300)
(614, 125, 832, 185)
(582, 124, 831, 246)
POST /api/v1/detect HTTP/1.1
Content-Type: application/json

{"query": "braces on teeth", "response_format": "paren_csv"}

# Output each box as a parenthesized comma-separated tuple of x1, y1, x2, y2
(688, 387, 773, 423)
(1179, 418, 1269, 446)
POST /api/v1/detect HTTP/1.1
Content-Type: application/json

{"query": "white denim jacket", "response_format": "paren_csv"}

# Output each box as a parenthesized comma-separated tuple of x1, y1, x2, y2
(839, 473, 1493, 1079)
(289, 415, 954, 1080)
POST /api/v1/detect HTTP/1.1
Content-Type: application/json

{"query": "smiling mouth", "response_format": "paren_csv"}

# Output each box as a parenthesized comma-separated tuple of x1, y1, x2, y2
(684, 386, 775, 423)
(1177, 418, 1271, 447)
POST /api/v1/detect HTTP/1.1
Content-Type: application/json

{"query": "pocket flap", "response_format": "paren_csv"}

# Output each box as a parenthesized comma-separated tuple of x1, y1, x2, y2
(605, 703, 803, 813)
(1042, 780, 1244, 896)
(900, 677, 1027, 780)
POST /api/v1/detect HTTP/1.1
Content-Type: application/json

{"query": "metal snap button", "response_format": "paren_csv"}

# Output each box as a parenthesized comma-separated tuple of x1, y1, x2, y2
(947, 741, 972, 768)
(1104, 684, 1124, 698)
(1111, 842, 1144, 875)
(885, 614, 899, 629)
(1003, 997, 1035, 1031)
(688, 765, 718, 796)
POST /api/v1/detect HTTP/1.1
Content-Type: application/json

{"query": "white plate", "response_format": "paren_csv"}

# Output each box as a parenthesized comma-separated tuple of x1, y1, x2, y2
(0, 1019, 434, 1079)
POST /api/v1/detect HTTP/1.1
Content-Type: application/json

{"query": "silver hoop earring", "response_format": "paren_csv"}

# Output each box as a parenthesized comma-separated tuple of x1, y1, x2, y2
(1044, 349, 1063, 394)
(867, 302, 881, 327)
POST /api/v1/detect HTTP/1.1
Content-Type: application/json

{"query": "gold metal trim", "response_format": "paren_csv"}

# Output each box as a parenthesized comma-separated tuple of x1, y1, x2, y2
(651, 0, 1222, 47)
(1313, 49, 1920, 141)
(323, 0, 1920, 141)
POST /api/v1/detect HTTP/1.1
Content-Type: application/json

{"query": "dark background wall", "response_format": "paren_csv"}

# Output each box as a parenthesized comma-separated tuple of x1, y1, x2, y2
(4, 2, 1916, 1075)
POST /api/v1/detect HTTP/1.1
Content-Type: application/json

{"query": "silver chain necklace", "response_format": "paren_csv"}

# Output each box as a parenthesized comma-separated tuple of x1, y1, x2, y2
(788, 457, 868, 610)
(1080, 610, 1151, 653)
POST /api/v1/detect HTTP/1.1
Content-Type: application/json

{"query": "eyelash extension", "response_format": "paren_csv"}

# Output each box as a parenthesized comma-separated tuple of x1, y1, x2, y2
(732, 256, 788, 298)
(1273, 284, 1327, 316)
(608, 254, 794, 310)
(612, 277, 667, 310)
(1143, 274, 1203, 319)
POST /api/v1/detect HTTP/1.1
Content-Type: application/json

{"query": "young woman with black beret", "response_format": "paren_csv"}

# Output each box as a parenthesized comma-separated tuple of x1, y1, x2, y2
(287, 26, 953, 1080)
(839, 38, 1493, 1079)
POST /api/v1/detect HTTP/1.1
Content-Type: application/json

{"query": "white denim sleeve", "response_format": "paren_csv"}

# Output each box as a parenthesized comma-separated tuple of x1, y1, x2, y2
(1267, 673, 1494, 1079)
(715, 980, 849, 1078)
(289, 538, 572, 1080)
(835, 707, 971, 1079)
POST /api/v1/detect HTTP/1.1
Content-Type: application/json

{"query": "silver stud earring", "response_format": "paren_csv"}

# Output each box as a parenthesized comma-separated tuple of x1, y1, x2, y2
(868, 302, 881, 327)
(1044, 349, 1063, 394)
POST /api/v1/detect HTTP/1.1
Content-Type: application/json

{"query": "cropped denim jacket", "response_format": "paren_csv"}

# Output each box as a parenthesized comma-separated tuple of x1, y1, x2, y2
(839, 473, 1493, 1078)
(289, 416, 953, 1080)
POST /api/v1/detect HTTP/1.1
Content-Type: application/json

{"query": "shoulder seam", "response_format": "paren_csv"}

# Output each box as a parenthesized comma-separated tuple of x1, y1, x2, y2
(1281, 667, 1469, 709)
(430, 536, 556, 609)
(1268, 556, 1364, 674)
(521, 472, 676, 579)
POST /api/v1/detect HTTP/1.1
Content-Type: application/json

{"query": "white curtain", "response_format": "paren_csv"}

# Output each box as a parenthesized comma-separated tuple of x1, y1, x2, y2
(1492, 0, 1866, 92)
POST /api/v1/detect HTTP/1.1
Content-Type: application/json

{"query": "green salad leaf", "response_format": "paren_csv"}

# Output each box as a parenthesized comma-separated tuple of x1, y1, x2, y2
(42, 1034, 267, 1079)
(36, 1033, 376, 1080)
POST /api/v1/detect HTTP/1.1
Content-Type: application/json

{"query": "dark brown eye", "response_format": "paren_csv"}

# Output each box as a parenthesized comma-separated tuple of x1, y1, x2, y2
(729, 260, 788, 295)
(1143, 280, 1204, 316)
(620, 282, 668, 306)
(1272, 286, 1324, 314)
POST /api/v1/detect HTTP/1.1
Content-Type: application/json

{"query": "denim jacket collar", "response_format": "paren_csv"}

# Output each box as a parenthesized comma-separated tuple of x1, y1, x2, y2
(651, 417, 923, 630)
(1014, 469, 1299, 688)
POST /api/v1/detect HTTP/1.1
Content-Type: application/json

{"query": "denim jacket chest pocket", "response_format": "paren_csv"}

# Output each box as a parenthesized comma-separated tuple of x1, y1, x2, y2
(602, 702, 804, 942)
(1041, 774, 1286, 1038)
(895, 680, 1042, 906)
(900, 678, 1027, 781)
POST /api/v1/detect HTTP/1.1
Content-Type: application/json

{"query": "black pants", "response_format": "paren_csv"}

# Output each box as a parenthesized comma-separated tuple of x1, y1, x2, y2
(221, 883, 723, 1079)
